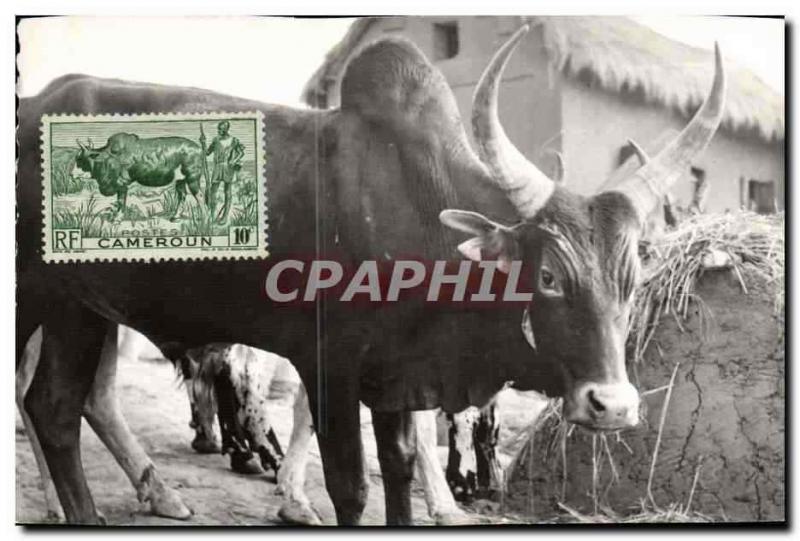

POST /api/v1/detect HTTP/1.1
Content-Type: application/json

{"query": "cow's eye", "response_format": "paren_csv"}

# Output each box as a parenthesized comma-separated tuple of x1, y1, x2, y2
(539, 267, 562, 295)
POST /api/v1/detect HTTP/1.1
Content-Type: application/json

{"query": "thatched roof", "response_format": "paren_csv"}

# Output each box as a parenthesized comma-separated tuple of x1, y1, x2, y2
(302, 16, 784, 143)
(539, 17, 783, 142)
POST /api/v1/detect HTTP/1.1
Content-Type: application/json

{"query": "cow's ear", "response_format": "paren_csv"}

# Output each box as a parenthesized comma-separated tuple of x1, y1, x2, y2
(439, 209, 519, 273)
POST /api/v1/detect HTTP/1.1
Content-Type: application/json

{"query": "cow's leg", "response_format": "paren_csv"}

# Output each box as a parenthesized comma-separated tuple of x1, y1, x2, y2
(212, 363, 263, 475)
(119, 185, 128, 213)
(186, 379, 220, 454)
(82, 325, 191, 520)
(169, 349, 219, 454)
(373, 410, 417, 525)
(445, 408, 480, 503)
(229, 347, 284, 475)
(182, 165, 204, 207)
(170, 181, 188, 221)
(275, 383, 321, 525)
(473, 404, 498, 500)
(24, 303, 106, 524)
(412, 410, 471, 525)
(109, 189, 125, 224)
(257, 428, 284, 475)
(306, 370, 367, 526)
(109, 184, 130, 224)
(16, 327, 63, 521)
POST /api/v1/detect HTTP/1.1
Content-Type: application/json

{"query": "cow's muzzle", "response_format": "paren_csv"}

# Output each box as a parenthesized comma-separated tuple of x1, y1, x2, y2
(564, 381, 640, 430)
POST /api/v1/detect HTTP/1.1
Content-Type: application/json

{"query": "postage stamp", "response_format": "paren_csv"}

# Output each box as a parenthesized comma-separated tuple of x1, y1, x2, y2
(41, 111, 268, 262)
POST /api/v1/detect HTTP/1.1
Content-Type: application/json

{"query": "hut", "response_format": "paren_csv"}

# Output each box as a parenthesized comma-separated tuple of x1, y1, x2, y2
(303, 16, 784, 214)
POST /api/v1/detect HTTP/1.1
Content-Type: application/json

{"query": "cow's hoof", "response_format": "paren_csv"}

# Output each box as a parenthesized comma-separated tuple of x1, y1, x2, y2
(191, 434, 220, 454)
(149, 485, 192, 520)
(230, 453, 264, 475)
(277, 500, 323, 526)
(44, 507, 65, 523)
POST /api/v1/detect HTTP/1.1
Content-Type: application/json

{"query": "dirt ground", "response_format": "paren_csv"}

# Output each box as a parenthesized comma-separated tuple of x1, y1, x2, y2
(15, 352, 441, 526)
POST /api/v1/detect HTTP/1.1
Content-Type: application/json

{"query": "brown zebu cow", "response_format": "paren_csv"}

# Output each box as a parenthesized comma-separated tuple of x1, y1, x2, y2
(17, 26, 725, 524)
(73, 133, 205, 223)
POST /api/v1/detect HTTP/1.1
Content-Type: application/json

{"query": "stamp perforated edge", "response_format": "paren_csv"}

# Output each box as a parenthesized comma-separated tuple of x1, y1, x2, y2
(40, 110, 269, 263)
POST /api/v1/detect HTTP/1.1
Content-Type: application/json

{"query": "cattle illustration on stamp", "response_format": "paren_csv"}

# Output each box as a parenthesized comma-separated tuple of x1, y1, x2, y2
(41, 112, 267, 261)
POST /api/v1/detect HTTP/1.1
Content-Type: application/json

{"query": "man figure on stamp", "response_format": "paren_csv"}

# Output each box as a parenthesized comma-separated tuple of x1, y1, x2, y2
(201, 120, 245, 224)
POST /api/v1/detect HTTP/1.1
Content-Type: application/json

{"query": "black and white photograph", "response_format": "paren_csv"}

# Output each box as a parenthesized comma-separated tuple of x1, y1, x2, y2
(13, 12, 786, 527)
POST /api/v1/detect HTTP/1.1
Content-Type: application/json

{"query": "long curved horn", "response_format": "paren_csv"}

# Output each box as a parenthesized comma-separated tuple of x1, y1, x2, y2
(613, 43, 726, 220)
(76, 138, 86, 151)
(472, 25, 554, 219)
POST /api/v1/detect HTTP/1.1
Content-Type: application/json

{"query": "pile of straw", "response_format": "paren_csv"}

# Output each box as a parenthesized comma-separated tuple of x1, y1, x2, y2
(630, 210, 784, 365)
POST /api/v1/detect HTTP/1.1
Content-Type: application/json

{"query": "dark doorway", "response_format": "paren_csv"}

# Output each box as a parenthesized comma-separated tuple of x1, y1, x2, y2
(433, 22, 459, 60)
(747, 179, 777, 214)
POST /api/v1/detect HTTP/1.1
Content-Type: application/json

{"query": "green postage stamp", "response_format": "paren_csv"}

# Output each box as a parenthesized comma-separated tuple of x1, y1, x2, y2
(41, 111, 268, 262)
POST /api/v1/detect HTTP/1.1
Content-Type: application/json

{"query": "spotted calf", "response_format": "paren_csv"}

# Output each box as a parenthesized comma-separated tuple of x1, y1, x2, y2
(446, 389, 550, 501)
(179, 343, 296, 477)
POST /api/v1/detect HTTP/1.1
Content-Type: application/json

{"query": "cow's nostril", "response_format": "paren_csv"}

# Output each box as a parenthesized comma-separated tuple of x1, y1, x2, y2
(587, 389, 606, 413)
